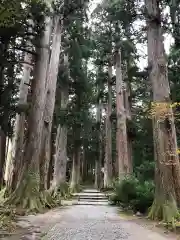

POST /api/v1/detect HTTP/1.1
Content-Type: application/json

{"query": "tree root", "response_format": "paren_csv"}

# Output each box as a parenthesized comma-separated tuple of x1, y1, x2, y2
(51, 182, 71, 199)
(4, 172, 59, 213)
(41, 190, 59, 209)
(70, 184, 82, 194)
(49, 182, 71, 205)
(148, 198, 180, 229)
(5, 189, 59, 213)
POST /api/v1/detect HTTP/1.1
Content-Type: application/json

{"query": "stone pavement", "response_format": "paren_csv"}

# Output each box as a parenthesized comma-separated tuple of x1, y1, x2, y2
(43, 204, 176, 240)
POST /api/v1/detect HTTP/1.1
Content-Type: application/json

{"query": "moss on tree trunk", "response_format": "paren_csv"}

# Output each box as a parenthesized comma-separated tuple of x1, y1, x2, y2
(6, 167, 55, 211)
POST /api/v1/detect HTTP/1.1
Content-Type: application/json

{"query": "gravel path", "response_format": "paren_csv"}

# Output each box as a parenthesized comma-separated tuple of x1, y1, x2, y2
(43, 205, 176, 240)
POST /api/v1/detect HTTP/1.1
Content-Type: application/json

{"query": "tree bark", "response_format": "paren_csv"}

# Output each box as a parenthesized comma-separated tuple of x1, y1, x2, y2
(115, 49, 129, 180)
(6, 37, 33, 193)
(104, 64, 113, 187)
(70, 145, 81, 190)
(0, 40, 9, 189)
(77, 149, 81, 184)
(47, 131, 55, 189)
(81, 146, 87, 181)
(145, 0, 180, 220)
(51, 53, 69, 190)
(51, 93, 68, 189)
(124, 79, 133, 173)
(40, 16, 63, 190)
(95, 156, 101, 189)
(6, 17, 53, 210)
(95, 101, 102, 189)
(0, 128, 6, 188)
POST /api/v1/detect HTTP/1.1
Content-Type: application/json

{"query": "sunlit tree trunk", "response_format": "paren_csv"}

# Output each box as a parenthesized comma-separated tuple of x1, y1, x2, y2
(145, 0, 180, 220)
(115, 49, 129, 180)
(6, 17, 52, 210)
(40, 16, 63, 190)
(104, 64, 113, 187)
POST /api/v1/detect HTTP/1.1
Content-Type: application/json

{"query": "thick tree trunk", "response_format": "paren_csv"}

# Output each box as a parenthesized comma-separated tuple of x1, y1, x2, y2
(4, 139, 12, 182)
(77, 149, 81, 184)
(95, 133, 102, 189)
(124, 81, 133, 173)
(145, 0, 180, 221)
(95, 157, 101, 189)
(40, 16, 63, 190)
(115, 50, 129, 180)
(94, 89, 102, 189)
(6, 17, 53, 210)
(81, 146, 87, 181)
(51, 114, 68, 189)
(53, 115, 68, 187)
(51, 53, 69, 191)
(47, 131, 55, 189)
(6, 138, 9, 161)
(0, 40, 9, 189)
(127, 137, 133, 173)
(0, 128, 6, 188)
(104, 64, 113, 187)
(6, 42, 33, 193)
(70, 145, 81, 190)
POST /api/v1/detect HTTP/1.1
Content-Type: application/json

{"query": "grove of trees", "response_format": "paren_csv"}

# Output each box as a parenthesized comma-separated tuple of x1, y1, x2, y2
(1, 0, 180, 226)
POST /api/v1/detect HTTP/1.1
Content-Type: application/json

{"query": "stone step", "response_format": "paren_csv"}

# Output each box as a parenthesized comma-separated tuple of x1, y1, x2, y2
(78, 196, 107, 200)
(72, 194, 107, 199)
(73, 197, 107, 201)
(74, 192, 105, 196)
(76, 201, 109, 205)
(79, 195, 107, 199)
(78, 198, 108, 202)
(82, 189, 100, 193)
(72, 189, 109, 206)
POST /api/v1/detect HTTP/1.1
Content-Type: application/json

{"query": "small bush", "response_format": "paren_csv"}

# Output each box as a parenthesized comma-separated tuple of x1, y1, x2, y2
(131, 180, 154, 213)
(109, 176, 154, 214)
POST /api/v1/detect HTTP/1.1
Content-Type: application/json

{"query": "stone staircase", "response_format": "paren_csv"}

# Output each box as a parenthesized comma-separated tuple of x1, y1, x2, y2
(72, 189, 109, 205)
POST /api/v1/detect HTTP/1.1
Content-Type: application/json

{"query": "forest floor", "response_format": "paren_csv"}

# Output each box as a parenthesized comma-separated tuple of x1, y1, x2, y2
(1, 201, 179, 240)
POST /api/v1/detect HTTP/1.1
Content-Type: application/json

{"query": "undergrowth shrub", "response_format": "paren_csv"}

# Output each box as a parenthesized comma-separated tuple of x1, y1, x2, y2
(109, 175, 154, 214)
(135, 161, 155, 181)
